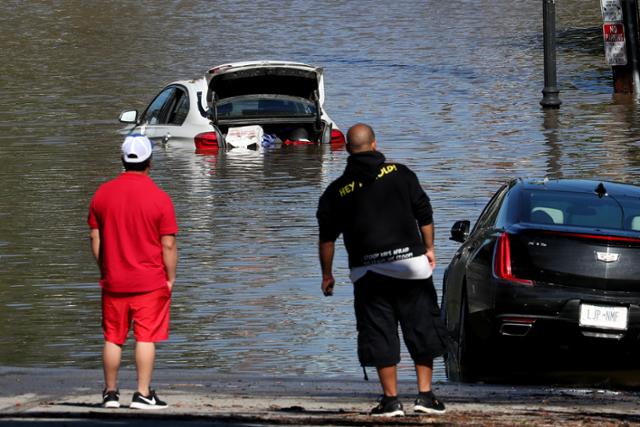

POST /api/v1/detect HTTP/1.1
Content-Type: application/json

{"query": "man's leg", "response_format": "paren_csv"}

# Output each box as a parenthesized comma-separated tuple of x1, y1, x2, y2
(355, 274, 400, 397)
(377, 365, 398, 397)
(135, 341, 155, 396)
(414, 359, 445, 413)
(415, 360, 433, 393)
(371, 364, 404, 417)
(103, 341, 122, 391)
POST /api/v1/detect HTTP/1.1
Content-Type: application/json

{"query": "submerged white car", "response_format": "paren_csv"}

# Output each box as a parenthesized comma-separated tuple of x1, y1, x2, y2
(119, 61, 345, 151)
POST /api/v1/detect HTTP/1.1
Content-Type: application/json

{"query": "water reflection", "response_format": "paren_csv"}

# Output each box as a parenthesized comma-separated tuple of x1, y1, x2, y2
(543, 109, 563, 179)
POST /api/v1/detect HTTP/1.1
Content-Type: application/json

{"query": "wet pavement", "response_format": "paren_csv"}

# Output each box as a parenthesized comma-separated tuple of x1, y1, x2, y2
(2, 367, 640, 426)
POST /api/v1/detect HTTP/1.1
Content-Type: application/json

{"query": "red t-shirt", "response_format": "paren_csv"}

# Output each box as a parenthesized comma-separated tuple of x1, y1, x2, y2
(88, 172, 178, 293)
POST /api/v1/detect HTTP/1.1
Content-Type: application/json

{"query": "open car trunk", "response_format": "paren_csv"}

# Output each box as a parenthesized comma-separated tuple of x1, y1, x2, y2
(195, 62, 337, 147)
(207, 64, 322, 101)
(207, 64, 327, 144)
(218, 122, 330, 146)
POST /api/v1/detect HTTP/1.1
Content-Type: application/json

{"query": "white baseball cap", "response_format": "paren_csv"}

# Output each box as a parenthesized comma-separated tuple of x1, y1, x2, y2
(121, 134, 153, 163)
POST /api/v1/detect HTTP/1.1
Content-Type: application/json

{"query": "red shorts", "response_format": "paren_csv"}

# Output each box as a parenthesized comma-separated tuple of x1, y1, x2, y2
(102, 286, 171, 345)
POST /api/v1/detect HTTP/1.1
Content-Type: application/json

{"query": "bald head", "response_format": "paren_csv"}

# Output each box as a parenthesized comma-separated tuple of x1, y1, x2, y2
(346, 123, 376, 154)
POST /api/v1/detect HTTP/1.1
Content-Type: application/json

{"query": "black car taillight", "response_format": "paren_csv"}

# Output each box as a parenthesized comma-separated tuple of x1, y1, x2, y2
(541, 230, 640, 244)
(494, 232, 533, 285)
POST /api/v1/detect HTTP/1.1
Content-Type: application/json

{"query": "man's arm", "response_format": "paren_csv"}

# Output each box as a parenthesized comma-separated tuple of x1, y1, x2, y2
(161, 234, 178, 290)
(420, 223, 436, 270)
(319, 240, 336, 296)
(89, 228, 101, 265)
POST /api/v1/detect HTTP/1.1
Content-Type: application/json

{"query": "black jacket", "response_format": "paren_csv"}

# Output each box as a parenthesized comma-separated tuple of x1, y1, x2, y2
(317, 151, 433, 268)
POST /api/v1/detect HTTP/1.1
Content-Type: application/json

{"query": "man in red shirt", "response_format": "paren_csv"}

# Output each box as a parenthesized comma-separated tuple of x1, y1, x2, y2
(88, 134, 178, 410)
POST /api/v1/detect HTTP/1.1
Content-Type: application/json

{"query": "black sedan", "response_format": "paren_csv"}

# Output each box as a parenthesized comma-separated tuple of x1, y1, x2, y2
(442, 178, 640, 382)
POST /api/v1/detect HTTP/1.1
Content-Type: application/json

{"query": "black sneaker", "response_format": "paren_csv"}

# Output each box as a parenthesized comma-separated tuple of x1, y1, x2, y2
(414, 391, 446, 414)
(129, 390, 168, 410)
(102, 389, 120, 408)
(370, 395, 405, 417)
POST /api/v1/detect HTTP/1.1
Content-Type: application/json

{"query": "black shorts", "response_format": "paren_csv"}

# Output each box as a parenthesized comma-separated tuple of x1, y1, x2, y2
(353, 272, 448, 367)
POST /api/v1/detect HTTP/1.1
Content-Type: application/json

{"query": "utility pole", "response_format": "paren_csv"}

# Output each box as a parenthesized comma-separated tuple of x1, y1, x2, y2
(601, 0, 640, 93)
(541, 0, 562, 108)
(602, 0, 633, 92)
(621, 0, 640, 93)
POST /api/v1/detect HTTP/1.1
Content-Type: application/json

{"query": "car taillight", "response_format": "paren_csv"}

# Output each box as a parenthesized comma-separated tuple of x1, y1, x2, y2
(494, 232, 533, 285)
(195, 132, 219, 154)
(541, 230, 640, 243)
(331, 129, 345, 145)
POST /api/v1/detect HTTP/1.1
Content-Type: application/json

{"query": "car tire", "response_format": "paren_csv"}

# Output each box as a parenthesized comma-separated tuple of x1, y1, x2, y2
(447, 290, 480, 382)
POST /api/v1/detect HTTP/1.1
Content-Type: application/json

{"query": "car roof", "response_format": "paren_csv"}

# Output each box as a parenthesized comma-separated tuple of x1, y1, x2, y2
(514, 178, 640, 197)
(166, 77, 206, 89)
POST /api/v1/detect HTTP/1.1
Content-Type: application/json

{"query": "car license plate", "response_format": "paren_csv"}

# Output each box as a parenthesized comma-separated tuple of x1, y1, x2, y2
(579, 304, 628, 330)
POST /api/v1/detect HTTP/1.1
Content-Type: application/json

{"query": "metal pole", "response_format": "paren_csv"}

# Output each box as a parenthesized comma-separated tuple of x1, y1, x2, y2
(540, 0, 562, 108)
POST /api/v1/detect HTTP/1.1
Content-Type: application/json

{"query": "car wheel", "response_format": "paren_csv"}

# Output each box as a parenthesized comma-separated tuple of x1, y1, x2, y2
(446, 290, 479, 382)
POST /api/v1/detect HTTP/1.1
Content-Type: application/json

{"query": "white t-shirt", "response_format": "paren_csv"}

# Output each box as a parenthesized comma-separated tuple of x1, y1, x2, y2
(350, 254, 432, 283)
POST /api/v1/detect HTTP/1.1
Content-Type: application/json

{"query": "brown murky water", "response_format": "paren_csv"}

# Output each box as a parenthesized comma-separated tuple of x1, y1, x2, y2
(1, 1, 639, 380)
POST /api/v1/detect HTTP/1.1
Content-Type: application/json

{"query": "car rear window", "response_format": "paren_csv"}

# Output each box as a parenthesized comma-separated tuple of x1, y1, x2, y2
(217, 96, 316, 118)
(519, 189, 640, 231)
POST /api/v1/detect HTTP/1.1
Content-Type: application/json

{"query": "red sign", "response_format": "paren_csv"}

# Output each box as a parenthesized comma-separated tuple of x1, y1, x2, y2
(603, 23, 625, 42)
(603, 23, 627, 65)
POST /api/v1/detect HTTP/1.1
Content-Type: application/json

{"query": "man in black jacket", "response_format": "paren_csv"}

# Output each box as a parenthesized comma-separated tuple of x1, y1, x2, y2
(317, 123, 447, 417)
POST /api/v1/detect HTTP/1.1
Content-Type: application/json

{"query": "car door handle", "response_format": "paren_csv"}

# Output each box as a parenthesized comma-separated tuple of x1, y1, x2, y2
(162, 133, 172, 144)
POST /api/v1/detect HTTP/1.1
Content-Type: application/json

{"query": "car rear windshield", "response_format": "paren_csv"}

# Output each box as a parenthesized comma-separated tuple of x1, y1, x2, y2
(216, 95, 316, 119)
(519, 189, 640, 231)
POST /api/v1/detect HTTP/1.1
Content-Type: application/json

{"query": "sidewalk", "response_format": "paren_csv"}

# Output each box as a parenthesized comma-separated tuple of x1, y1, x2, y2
(1, 367, 640, 425)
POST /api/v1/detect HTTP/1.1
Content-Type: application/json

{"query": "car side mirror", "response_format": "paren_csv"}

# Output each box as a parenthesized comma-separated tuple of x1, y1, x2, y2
(450, 220, 470, 243)
(119, 110, 138, 124)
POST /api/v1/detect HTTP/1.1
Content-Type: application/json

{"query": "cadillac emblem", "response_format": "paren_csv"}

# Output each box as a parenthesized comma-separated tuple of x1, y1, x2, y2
(596, 251, 620, 263)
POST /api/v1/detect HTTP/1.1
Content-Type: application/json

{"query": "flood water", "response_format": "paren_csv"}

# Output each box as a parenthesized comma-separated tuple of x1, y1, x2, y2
(2, 0, 640, 381)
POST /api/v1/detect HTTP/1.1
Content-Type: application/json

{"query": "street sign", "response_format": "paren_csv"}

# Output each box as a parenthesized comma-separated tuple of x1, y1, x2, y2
(601, 0, 623, 22)
(603, 23, 627, 65)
